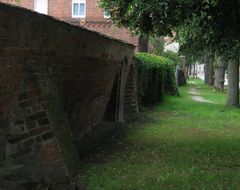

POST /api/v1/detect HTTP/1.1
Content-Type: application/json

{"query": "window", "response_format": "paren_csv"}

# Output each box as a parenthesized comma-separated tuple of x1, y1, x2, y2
(104, 11, 110, 18)
(72, 0, 86, 18)
(34, 0, 48, 15)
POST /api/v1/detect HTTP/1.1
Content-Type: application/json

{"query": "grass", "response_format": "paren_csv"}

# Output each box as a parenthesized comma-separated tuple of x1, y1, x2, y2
(78, 79, 240, 190)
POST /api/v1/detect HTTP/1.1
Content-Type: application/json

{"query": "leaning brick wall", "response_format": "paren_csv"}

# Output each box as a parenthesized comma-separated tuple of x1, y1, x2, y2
(0, 3, 135, 184)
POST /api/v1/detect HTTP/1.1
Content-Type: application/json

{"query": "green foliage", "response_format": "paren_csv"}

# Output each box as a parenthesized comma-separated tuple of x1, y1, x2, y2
(176, 15, 205, 62)
(100, 0, 240, 59)
(100, 0, 198, 36)
(15, 0, 21, 5)
(162, 51, 181, 66)
(149, 36, 165, 56)
(135, 53, 179, 106)
(149, 37, 181, 66)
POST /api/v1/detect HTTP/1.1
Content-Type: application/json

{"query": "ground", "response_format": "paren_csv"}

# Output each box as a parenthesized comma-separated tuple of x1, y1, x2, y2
(78, 79, 240, 190)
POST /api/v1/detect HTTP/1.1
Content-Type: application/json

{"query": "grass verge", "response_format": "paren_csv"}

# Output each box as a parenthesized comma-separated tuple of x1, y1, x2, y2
(78, 79, 240, 190)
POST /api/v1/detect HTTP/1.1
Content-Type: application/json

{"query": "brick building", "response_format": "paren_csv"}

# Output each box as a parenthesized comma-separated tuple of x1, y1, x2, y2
(0, 0, 139, 47)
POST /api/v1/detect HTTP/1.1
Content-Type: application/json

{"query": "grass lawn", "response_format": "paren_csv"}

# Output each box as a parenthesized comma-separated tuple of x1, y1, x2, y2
(78, 79, 240, 190)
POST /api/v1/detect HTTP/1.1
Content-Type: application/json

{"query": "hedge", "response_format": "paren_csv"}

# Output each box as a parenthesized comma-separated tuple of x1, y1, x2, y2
(135, 53, 179, 106)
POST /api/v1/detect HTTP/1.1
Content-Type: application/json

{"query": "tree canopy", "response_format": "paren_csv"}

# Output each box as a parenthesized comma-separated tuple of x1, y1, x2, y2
(100, 0, 240, 59)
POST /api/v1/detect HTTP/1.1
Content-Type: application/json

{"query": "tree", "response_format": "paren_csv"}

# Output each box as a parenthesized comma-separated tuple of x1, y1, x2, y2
(214, 56, 226, 91)
(100, 0, 210, 36)
(148, 36, 181, 65)
(204, 49, 214, 86)
(138, 35, 149, 52)
(175, 14, 214, 85)
(163, 51, 181, 66)
(100, 0, 240, 106)
(148, 36, 165, 55)
(227, 59, 239, 106)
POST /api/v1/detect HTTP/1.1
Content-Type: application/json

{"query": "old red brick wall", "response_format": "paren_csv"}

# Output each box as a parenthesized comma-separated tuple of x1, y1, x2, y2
(18, 0, 33, 9)
(0, 0, 33, 9)
(49, 0, 107, 19)
(48, 0, 71, 19)
(0, 2, 136, 186)
(87, 0, 104, 19)
(84, 22, 139, 46)
(0, 0, 139, 47)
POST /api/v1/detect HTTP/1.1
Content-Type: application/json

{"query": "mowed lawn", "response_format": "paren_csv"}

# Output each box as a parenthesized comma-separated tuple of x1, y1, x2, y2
(79, 79, 240, 190)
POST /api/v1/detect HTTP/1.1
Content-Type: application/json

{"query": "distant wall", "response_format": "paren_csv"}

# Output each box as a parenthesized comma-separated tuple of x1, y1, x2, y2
(83, 23, 139, 47)
(0, 3, 137, 186)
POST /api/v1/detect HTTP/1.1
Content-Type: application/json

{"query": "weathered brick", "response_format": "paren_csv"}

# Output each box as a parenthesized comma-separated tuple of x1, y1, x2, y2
(10, 147, 31, 159)
(14, 120, 24, 125)
(19, 98, 40, 107)
(18, 93, 28, 101)
(35, 136, 43, 143)
(29, 126, 50, 136)
(41, 102, 47, 109)
(18, 89, 42, 101)
(7, 133, 29, 144)
(31, 104, 42, 113)
(26, 112, 47, 121)
(26, 121, 38, 129)
(23, 138, 34, 147)
(42, 132, 54, 141)
(38, 118, 49, 126)
(0, 119, 8, 129)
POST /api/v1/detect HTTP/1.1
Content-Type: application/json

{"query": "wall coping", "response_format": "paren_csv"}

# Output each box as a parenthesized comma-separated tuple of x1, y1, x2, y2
(0, 2, 136, 48)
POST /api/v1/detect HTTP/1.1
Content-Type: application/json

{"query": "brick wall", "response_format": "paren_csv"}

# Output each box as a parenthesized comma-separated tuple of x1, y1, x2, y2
(83, 22, 139, 47)
(0, 0, 139, 47)
(0, 0, 33, 8)
(0, 3, 137, 186)
(49, 0, 71, 19)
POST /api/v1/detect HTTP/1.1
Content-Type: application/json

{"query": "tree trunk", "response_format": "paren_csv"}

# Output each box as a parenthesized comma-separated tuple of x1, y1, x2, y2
(204, 50, 214, 85)
(214, 56, 226, 91)
(227, 59, 239, 106)
(193, 63, 196, 78)
(204, 51, 209, 84)
(138, 35, 149, 52)
(189, 64, 192, 77)
(187, 66, 190, 79)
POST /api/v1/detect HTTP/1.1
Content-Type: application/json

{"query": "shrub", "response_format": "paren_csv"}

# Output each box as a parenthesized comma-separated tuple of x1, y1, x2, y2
(135, 53, 179, 106)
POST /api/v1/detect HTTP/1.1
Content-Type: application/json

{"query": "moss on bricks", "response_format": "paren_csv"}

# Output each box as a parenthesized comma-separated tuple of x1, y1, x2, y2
(42, 81, 80, 179)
